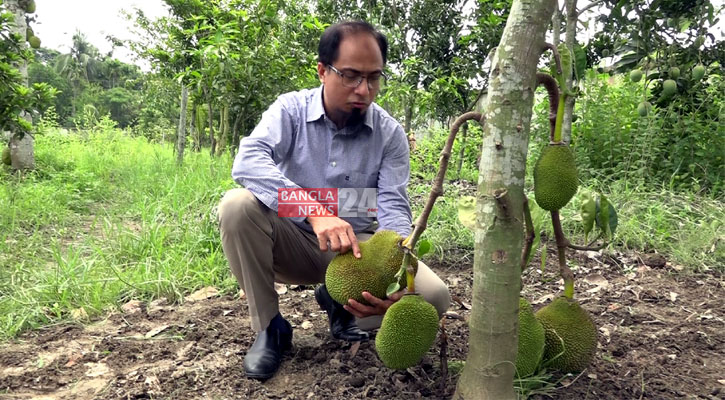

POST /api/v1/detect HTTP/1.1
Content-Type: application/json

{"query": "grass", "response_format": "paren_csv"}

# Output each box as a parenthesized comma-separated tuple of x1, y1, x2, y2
(1, 125, 722, 338)
(0, 127, 237, 338)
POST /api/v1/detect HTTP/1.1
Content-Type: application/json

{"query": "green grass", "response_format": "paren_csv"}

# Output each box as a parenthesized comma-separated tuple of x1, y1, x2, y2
(0, 128, 237, 338)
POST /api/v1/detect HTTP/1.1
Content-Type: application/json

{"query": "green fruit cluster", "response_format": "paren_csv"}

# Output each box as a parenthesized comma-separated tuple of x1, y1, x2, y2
(375, 294, 439, 369)
(325, 230, 413, 305)
(535, 296, 597, 373)
(516, 298, 545, 377)
(533, 145, 578, 211)
(2, 147, 11, 166)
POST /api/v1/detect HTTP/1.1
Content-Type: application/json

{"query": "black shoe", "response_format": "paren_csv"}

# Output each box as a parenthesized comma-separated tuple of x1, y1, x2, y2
(315, 285, 369, 342)
(243, 318, 293, 380)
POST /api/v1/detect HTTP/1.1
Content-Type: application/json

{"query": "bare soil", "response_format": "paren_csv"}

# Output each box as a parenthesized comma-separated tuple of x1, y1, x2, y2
(1, 249, 723, 400)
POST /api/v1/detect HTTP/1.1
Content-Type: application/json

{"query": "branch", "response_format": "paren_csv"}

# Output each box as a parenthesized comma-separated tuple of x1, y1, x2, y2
(520, 197, 536, 272)
(542, 42, 562, 76)
(402, 112, 485, 291)
(577, 0, 606, 17)
(567, 241, 608, 251)
(438, 318, 449, 397)
(536, 72, 560, 142)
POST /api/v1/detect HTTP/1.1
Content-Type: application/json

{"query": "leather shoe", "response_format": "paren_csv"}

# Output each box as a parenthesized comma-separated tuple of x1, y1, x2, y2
(243, 318, 293, 380)
(315, 285, 369, 342)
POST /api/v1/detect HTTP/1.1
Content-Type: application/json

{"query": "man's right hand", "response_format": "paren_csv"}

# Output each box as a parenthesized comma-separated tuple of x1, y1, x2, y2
(307, 216, 361, 258)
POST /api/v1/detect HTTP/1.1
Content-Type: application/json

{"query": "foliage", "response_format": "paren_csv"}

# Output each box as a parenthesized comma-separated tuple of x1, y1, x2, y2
(0, 5, 55, 137)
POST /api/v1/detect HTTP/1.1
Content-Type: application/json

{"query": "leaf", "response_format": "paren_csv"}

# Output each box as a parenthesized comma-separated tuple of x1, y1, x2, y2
(580, 192, 596, 243)
(595, 195, 618, 239)
(417, 239, 432, 258)
(456, 196, 476, 230)
(386, 282, 400, 297)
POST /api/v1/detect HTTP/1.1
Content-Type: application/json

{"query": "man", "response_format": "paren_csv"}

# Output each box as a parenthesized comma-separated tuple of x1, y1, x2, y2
(218, 21, 450, 380)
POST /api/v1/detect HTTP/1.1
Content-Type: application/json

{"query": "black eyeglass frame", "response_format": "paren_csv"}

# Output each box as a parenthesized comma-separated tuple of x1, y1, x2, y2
(326, 64, 387, 89)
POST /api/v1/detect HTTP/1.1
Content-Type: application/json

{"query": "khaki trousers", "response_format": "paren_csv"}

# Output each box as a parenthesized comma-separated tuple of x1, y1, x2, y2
(218, 188, 450, 332)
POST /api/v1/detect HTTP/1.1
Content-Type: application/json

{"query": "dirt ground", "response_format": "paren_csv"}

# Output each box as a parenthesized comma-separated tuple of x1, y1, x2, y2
(1, 247, 723, 400)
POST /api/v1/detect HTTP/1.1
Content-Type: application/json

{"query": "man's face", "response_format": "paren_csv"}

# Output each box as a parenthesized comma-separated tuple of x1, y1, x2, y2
(318, 32, 384, 128)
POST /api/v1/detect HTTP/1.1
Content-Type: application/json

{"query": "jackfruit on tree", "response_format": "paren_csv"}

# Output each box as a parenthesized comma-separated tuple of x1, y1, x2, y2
(24, 0, 36, 13)
(535, 296, 597, 374)
(516, 298, 545, 377)
(2, 147, 10, 165)
(692, 64, 705, 81)
(325, 230, 415, 305)
(662, 79, 677, 96)
(533, 145, 578, 211)
(669, 67, 680, 79)
(28, 36, 40, 49)
(375, 294, 439, 369)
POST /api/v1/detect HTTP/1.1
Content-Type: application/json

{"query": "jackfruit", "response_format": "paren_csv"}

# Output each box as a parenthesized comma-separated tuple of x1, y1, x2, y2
(26, 27, 33, 40)
(601, 49, 610, 58)
(2, 147, 10, 165)
(669, 67, 680, 79)
(325, 230, 415, 305)
(516, 298, 545, 378)
(533, 145, 578, 211)
(535, 296, 597, 373)
(629, 69, 643, 82)
(692, 64, 705, 81)
(637, 101, 651, 117)
(662, 79, 677, 96)
(375, 294, 439, 369)
(25, 0, 36, 13)
(28, 36, 40, 49)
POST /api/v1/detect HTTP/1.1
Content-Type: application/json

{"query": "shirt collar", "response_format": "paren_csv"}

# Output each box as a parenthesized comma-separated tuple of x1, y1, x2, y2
(307, 85, 375, 133)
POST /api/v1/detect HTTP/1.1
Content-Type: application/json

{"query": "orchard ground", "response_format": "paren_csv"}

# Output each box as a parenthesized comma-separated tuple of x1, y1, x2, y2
(1, 247, 722, 400)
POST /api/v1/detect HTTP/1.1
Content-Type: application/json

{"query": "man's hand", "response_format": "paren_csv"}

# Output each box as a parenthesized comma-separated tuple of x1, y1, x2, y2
(343, 290, 404, 318)
(307, 215, 361, 258)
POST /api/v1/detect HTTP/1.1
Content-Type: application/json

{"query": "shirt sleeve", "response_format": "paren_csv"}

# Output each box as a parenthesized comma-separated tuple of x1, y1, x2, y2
(231, 97, 302, 214)
(375, 123, 413, 237)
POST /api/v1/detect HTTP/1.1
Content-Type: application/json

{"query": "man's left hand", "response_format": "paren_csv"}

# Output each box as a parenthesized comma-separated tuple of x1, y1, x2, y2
(343, 290, 404, 318)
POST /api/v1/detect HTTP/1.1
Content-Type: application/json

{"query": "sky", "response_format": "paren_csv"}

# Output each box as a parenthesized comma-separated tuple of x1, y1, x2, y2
(32, 0, 169, 67)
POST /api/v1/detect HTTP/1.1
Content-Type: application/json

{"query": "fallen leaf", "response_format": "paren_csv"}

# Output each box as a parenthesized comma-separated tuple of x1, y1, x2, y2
(144, 375, 160, 388)
(531, 293, 555, 305)
(84, 362, 110, 377)
(64, 353, 83, 368)
(448, 277, 461, 287)
(669, 292, 678, 302)
(186, 286, 219, 302)
(300, 320, 313, 330)
(583, 273, 609, 289)
(587, 373, 598, 380)
(71, 307, 89, 321)
(349, 341, 361, 358)
(121, 300, 144, 314)
(607, 303, 622, 312)
(238, 289, 246, 299)
(145, 325, 169, 338)
(274, 283, 288, 295)
(222, 310, 233, 316)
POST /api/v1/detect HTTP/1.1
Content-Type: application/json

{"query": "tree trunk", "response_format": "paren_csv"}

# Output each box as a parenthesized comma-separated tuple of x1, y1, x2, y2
(404, 93, 414, 133)
(561, 0, 577, 145)
(176, 84, 188, 165)
(215, 105, 229, 156)
(202, 86, 216, 156)
(454, 0, 556, 399)
(7, 0, 35, 170)
(552, 4, 561, 44)
(231, 111, 243, 157)
(194, 104, 204, 152)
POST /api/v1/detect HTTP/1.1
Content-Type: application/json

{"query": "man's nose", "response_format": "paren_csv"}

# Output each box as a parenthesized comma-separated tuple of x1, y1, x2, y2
(354, 78, 371, 96)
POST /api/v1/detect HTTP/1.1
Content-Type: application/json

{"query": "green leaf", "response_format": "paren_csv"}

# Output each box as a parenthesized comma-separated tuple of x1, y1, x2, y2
(417, 239, 432, 258)
(386, 282, 401, 297)
(456, 195, 476, 230)
(595, 195, 618, 239)
(580, 192, 596, 243)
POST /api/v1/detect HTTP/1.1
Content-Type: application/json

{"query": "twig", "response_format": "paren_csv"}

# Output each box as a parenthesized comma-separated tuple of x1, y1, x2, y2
(567, 241, 608, 251)
(543, 42, 562, 76)
(438, 318, 449, 397)
(520, 197, 535, 271)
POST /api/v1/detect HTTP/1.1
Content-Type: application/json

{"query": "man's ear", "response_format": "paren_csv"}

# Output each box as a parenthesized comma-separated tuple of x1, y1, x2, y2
(317, 62, 326, 83)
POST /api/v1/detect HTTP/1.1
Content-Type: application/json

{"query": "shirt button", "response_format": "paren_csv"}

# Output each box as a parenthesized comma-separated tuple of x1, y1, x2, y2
(330, 161, 336, 167)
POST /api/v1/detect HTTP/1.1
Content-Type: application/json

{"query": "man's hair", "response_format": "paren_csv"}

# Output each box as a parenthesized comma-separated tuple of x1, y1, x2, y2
(318, 21, 388, 66)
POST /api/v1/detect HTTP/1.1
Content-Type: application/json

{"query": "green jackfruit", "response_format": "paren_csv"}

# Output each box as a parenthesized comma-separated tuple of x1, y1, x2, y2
(533, 145, 578, 211)
(535, 296, 597, 374)
(375, 294, 439, 369)
(669, 67, 680, 79)
(28, 36, 40, 49)
(637, 101, 651, 117)
(692, 64, 705, 81)
(662, 79, 677, 96)
(25, 0, 36, 13)
(2, 147, 10, 166)
(26, 27, 33, 40)
(516, 298, 545, 378)
(629, 69, 643, 82)
(325, 230, 414, 305)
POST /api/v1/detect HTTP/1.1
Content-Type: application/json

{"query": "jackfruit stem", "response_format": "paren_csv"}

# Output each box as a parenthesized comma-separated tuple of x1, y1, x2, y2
(553, 93, 566, 143)
(520, 198, 536, 272)
(551, 211, 575, 299)
(535, 73, 559, 142)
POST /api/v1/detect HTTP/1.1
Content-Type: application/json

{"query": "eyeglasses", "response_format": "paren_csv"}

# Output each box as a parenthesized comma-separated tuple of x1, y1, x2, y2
(327, 65, 386, 90)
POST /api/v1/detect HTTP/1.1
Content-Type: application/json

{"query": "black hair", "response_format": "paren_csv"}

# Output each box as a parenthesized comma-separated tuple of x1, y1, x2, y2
(318, 21, 388, 66)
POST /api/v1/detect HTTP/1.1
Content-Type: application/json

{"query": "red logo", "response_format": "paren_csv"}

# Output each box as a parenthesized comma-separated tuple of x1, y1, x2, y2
(277, 188, 378, 218)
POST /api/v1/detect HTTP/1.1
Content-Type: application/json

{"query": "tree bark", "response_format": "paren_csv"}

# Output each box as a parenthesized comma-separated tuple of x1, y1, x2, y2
(454, 0, 556, 399)
(455, 123, 468, 179)
(404, 93, 414, 133)
(7, 0, 35, 170)
(231, 111, 242, 157)
(205, 91, 216, 156)
(176, 84, 188, 165)
(561, 0, 578, 145)
(215, 105, 229, 156)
